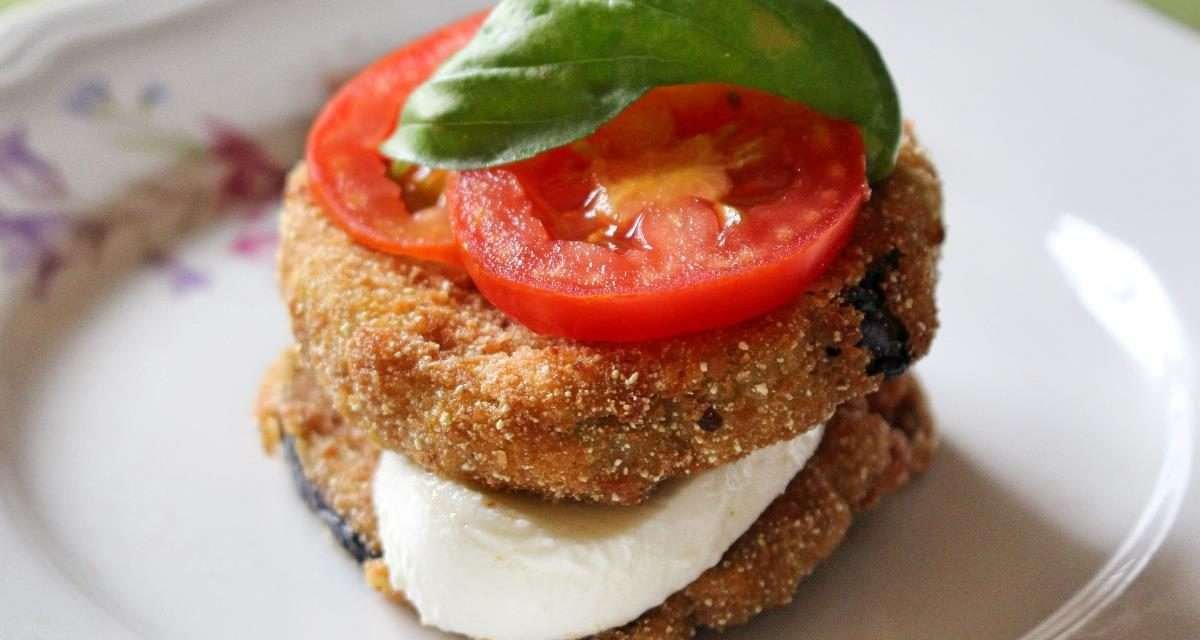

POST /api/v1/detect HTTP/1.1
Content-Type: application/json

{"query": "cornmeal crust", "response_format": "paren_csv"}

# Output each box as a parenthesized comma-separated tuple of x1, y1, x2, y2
(256, 349, 937, 638)
(277, 130, 943, 505)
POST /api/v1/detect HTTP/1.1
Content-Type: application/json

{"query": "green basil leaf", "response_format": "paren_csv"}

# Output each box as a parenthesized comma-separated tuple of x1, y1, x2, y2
(381, 0, 901, 182)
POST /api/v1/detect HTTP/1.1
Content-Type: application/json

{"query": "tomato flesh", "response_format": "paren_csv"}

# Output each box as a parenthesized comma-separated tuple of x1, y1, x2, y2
(305, 13, 485, 264)
(449, 85, 869, 342)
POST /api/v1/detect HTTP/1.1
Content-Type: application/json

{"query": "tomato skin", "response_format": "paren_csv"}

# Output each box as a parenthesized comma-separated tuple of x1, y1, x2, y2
(448, 86, 869, 343)
(306, 12, 486, 265)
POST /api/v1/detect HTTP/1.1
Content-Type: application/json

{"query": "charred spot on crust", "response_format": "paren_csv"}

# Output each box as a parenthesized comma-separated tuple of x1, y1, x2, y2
(824, 346, 843, 358)
(282, 436, 380, 563)
(577, 414, 620, 431)
(698, 406, 725, 432)
(843, 249, 911, 378)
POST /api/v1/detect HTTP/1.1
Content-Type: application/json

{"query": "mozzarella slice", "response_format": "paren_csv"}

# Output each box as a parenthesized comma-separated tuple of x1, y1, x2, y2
(374, 425, 825, 640)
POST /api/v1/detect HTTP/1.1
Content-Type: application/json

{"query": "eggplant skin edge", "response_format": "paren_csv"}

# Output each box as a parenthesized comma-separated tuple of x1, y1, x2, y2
(282, 436, 380, 563)
(843, 249, 912, 378)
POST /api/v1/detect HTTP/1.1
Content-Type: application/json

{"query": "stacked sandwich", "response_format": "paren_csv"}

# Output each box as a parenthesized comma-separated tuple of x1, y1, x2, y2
(254, 3, 945, 639)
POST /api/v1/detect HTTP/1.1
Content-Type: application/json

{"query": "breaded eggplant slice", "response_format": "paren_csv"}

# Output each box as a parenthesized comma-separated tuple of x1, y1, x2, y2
(255, 349, 937, 639)
(278, 129, 943, 505)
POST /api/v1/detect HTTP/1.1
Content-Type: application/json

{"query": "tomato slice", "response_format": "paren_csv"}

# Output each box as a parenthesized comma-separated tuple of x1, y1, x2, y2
(448, 85, 870, 343)
(306, 13, 486, 265)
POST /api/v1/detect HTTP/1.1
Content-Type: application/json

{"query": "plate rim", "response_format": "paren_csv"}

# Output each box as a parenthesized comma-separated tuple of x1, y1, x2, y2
(0, 1, 1197, 638)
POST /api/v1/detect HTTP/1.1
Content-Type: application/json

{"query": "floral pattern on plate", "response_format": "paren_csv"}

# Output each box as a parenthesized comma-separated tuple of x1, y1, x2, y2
(1, 77, 288, 298)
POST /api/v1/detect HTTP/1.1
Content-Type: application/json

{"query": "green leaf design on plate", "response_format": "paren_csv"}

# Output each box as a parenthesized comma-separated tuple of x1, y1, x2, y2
(1143, 0, 1200, 30)
(381, 0, 902, 182)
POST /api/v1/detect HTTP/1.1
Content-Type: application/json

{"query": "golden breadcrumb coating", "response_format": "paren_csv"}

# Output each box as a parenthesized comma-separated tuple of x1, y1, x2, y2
(255, 349, 937, 639)
(277, 130, 942, 505)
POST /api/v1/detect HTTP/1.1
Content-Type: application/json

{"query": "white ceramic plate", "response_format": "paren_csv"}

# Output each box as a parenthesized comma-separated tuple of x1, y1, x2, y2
(2, 1, 1198, 638)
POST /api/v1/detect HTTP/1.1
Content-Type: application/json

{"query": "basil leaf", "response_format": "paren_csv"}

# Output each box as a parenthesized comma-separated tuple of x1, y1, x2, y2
(381, 0, 901, 182)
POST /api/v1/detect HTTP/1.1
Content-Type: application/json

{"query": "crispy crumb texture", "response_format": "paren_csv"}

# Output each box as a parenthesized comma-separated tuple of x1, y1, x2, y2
(278, 130, 942, 505)
(255, 351, 937, 639)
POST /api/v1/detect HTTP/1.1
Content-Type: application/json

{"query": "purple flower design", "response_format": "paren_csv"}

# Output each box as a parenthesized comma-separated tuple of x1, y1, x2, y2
(3, 82, 291, 300)
(0, 209, 68, 272)
(139, 81, 168, 110)
(0, 209, 70, 297)
(0, 126, 68, 200)
(146, 252, 209, 294)
(204, 119, 286, 211)
(65, 78, 113, 116)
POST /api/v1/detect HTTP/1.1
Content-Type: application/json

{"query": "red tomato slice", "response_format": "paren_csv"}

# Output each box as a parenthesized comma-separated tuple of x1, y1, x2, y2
(306, 12, 486, 265)
(448, 85, 870, 343)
